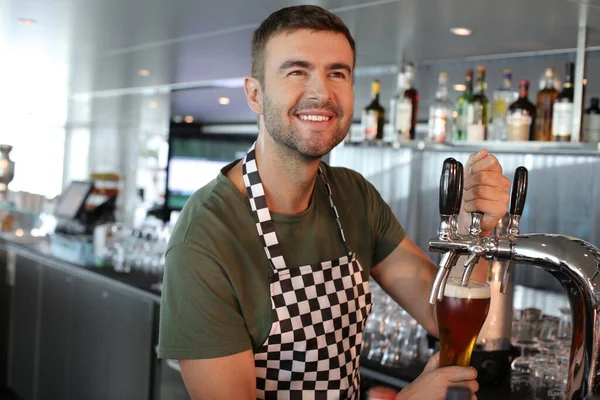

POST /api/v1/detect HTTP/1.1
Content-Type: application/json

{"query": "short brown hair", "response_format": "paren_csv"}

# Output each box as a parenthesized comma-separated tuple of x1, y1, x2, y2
(251, 5, 356, 85)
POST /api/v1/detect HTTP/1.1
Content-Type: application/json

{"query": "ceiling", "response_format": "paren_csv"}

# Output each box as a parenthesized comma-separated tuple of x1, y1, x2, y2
(2, 0, 600, 124)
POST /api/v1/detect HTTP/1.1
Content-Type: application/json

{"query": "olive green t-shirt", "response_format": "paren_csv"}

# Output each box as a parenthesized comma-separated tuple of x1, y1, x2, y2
(157, 161, 406, 360)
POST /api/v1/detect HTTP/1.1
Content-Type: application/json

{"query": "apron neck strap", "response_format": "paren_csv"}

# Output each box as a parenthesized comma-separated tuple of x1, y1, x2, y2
(242, 143, 352, 272)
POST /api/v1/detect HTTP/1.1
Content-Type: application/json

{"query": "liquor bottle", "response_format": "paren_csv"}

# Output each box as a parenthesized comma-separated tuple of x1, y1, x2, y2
(583, 97, 600, 142)
(507, 80, 536, 141)
(427, 72, 454, 142)
(466, 66, 490, 141)
(534, 68, 559, 141)
(360, 80, 385, 142)
(455, 69, 474, 141)
(403, 63, 419, 140)
(491, 69, 518, 141)
(552, 62, 575, 142)
(389, 71, 412, 142)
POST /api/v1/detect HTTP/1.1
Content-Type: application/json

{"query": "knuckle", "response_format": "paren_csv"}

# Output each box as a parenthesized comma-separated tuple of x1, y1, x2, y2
(473, 186, 487, 198)
(474, 199, 486, 210)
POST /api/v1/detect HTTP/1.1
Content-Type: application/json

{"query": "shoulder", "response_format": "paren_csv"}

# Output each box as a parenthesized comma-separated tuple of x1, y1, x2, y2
(167, 173, 247, 252)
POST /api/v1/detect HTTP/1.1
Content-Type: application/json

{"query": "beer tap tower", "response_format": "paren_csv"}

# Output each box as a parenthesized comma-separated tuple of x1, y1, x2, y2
(429, 157, 600, 399)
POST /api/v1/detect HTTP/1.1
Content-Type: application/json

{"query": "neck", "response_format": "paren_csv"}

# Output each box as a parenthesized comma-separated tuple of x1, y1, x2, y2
(253, 131, 321, 215)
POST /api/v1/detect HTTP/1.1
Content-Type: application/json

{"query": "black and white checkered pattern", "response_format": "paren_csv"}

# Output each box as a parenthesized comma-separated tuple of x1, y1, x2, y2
(243, 144, 373, 400)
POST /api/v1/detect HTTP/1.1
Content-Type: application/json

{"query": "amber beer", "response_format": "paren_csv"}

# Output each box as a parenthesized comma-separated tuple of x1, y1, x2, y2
(437, 278, 491, 367)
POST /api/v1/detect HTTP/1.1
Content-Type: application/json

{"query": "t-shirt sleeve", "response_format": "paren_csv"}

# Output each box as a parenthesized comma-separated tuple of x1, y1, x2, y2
(157, 243, 252, 360)
(364, 179, 407, 266)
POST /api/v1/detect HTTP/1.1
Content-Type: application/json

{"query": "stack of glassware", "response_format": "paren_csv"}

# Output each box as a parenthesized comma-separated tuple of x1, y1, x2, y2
(510, 307, 572, 400)
(102, 217, 170, 278)
(361, 281, 433, 368)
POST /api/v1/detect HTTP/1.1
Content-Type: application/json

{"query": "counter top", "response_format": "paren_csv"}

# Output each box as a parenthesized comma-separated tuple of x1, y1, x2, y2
(0, 234, 162, 302)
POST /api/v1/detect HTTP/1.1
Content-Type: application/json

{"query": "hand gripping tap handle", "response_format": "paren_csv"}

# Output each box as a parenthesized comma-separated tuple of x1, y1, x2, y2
(500, 166, 529, 294)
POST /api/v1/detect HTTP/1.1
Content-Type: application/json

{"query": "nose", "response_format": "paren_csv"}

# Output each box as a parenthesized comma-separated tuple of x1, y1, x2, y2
(306, 72, 332, 103)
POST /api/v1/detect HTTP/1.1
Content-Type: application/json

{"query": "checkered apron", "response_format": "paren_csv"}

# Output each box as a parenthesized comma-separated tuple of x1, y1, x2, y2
(242, 144, 373, 400)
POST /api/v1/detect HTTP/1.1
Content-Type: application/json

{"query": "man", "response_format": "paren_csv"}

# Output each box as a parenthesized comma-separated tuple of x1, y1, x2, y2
(158, 5, 510, 400)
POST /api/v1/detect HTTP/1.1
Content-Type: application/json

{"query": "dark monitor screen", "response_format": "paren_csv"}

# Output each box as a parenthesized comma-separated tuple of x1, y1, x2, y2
(54, 181, 93, 220)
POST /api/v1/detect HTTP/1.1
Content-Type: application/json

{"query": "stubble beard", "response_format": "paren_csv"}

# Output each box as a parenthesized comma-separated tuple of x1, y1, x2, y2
(262, 92, 352, 163)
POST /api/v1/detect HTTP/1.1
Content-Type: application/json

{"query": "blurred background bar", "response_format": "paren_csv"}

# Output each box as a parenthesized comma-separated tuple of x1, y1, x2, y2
(0, 0, 599, 399)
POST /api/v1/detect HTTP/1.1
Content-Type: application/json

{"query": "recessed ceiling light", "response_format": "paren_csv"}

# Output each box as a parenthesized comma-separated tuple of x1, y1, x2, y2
(18, 19, 37, 25)
(173, 116, 183, 123)
(184, 115, 194, 123)
(138, 69, 151, 77)
(583, 79, 588, 85)
(219, 97, 231, 105)
(149, 101, 158, 109)
(450, 27, 472, 36)
(453, 84, 467, 92)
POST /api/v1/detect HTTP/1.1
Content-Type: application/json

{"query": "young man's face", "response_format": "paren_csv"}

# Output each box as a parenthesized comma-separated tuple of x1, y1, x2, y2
(259, 29, 354, 160)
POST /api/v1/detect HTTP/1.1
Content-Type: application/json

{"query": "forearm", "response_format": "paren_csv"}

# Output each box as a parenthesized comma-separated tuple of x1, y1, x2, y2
(371, 238, 441, 338)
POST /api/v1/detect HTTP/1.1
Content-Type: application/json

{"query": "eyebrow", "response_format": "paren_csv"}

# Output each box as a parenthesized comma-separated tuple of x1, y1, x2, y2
(278, 60, 353, 74)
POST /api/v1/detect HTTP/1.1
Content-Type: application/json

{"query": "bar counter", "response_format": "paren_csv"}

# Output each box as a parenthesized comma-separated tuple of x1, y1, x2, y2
(0, 233, 558, 399)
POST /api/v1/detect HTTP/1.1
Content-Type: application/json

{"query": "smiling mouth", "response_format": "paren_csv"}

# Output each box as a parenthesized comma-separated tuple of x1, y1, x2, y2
(296, 114, 334, 122)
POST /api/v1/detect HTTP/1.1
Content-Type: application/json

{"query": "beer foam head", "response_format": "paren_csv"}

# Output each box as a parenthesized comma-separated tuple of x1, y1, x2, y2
(443, 280, 490, 299)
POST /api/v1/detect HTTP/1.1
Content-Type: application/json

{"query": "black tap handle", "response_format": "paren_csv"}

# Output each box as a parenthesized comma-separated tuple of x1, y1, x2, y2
(510, 166, 528, 217)
(454, 162, 464, 215)
(439, 158, 460, 216)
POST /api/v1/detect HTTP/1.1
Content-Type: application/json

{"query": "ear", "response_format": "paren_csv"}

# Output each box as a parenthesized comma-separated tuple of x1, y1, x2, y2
(244, 76, 263, 115)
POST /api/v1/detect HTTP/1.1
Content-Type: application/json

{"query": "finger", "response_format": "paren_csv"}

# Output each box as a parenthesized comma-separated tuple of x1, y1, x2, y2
(463, 197, 509, 214)
(440, 366, 478, 382)
(468, 154, 503, 175)
(466, 149, 489, 170)
(462, 186, 510, 205)
(463, 171, 511, 191)
(423, 352, 440, 373)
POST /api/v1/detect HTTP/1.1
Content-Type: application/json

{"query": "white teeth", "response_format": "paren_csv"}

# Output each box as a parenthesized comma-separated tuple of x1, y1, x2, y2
(299, 115, 331, 122)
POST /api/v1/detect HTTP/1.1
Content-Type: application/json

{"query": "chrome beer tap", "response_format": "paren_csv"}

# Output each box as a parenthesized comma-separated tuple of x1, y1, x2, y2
(499, 166, 528, 294)
(429, 157, 463, 305)
(460, 211, 484, 285)
(429, 160, 600, 399)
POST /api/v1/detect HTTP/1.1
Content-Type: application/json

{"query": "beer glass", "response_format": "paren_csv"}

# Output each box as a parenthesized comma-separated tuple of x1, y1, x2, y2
(436, 277, 491, 367)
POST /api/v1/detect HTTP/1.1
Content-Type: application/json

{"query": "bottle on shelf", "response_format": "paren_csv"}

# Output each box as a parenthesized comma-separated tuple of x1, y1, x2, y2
(534, 68, 559, 141)
(389, 70, 412, 142)
(466, 65, 490, 141)
(427, 72, 454, 143)
(360, 79, 385, 142)
(491, 69, 518, 141)
(583, 97, 600, 143)
(552, 61, 575, 142)
(403, 63, 419, 140)
(389, 62, 419, 141)
(507, 80, 536, 141)
(455, 69, 474, 141)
